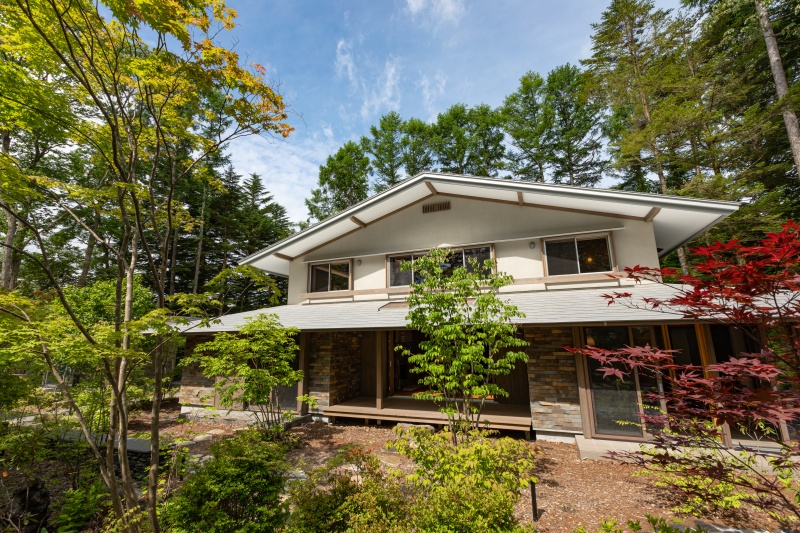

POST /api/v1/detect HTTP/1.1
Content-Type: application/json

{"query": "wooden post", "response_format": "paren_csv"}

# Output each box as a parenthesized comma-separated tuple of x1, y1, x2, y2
(376, 331, 385, 410)
(297, 332, 309, 415)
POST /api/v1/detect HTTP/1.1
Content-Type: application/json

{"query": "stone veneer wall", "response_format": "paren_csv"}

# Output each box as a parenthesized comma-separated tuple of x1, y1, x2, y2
(177, 337, 216, 408)
(523, 327, 583, 432)
(306, 331, 362, 409)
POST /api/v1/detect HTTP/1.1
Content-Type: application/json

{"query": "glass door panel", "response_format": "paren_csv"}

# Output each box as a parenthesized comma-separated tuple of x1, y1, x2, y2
(585, 326, 643, 437)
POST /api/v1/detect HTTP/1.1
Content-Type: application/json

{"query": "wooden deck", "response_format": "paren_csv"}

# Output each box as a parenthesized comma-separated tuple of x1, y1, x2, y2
(323, 396, 533, 432)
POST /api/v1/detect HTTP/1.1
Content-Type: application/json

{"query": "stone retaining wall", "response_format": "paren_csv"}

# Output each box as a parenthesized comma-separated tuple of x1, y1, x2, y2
(523, 327, 583, 432)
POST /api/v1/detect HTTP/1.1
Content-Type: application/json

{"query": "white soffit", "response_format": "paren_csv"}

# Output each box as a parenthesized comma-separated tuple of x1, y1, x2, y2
(241, 173, 739, 276)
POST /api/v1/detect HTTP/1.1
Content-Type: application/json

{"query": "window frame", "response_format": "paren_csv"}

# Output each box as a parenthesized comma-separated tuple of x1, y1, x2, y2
(542, 233, 615, 277)
(386, 244, 495, 288)
(307, 259, 353, 293)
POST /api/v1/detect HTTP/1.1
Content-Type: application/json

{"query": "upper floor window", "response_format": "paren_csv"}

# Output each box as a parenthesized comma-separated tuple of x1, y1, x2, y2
(388, 246, 493, 287)
(309, 261, 351, 293)
(544, 235, 612, 276)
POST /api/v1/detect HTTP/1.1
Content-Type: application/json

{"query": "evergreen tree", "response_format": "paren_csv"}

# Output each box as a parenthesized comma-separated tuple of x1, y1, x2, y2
(400, 117, 436, 177)
(363, 111, 405, 193)
(305, 141, 371, 222)
(501, 71, 553, 181)
(432, 103, 505, 177)
(544, 64, 606, 187)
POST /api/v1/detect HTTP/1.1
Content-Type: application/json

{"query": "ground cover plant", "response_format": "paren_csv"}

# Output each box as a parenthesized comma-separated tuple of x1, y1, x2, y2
(569, 221, 800, 525)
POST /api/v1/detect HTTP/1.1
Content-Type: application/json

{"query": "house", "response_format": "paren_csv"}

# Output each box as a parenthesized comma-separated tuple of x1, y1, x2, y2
(178, 172, 744, 443)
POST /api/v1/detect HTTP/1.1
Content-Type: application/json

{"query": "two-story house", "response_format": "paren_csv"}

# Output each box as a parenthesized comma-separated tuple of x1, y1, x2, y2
(178, 172, 744, 443)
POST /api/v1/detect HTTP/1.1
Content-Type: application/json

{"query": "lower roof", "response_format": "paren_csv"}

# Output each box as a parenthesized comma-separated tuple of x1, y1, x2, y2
(183, 283, 693, 334)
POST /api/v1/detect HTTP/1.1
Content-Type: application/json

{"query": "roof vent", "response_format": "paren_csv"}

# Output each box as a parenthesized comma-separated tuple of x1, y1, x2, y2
(422, 201, 451, 214)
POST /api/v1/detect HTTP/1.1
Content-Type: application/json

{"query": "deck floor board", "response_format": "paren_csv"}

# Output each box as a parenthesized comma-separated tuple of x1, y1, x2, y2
(323, 397, 532, 431)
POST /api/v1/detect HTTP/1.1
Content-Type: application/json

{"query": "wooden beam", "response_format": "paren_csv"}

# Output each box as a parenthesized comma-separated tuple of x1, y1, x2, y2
(376, 331, 385, 410)
(349, 215, 367, 228)
(643, 207, 661, 222)
(274, 252, 293, 261)
(517, 191, 524, 206)
(425, 181, 438, 195)
(295, 195, 434, 259)
(436, 192, 645, 221)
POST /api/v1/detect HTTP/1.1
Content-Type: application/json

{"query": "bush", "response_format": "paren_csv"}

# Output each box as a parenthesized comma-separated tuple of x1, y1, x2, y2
(52, 479, 110, 533)
(161, 429, 289, 533)
(282, 429, 539, 533)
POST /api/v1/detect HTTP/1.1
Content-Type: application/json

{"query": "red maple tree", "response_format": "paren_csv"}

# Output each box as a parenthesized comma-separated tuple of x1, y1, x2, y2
(567, 221, 800, 522)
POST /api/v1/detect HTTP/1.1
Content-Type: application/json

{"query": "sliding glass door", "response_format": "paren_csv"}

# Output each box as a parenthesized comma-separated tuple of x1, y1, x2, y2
(585, 326, 643, 437)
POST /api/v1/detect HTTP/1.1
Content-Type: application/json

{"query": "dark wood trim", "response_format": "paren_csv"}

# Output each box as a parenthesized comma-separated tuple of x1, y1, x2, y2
(299, 286, 411, 300)
(376, 331, 385, 410)
(425, 181, 438, 195)
(367, 194, 435, 227)
(437, 191, 645, 221)
(274, 252, 293, 261)
(512, 272, 621, 285)
(349, 216, 367, 228)
(572, 326, 593, 439)
(297, 227, 362, 259)
(608, 232, 620, 272)
(517, 191, 524, 205)
(643, 207, 661, 222)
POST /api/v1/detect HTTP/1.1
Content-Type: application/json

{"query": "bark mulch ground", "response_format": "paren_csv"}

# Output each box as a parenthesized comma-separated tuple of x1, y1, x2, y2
(127, 406, 782, 531)
(284, 420, 781, 532)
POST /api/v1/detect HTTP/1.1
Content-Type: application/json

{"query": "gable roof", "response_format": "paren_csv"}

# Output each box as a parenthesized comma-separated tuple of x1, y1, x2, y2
(242, 172, 740, 276)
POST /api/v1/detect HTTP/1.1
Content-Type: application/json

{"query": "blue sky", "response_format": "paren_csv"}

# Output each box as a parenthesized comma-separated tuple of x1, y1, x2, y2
(224, 0, 680, 222)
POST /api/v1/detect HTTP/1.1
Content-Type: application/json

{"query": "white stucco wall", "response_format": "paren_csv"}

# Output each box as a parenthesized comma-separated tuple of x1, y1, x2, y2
(286, 196, 661, 304)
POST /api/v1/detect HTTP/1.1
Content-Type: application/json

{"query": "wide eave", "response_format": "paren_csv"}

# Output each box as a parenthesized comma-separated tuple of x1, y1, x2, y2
(242, 172, 740, 277)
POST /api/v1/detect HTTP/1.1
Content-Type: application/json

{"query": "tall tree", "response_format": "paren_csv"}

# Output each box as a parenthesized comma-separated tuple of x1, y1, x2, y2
(400, 117, 436, 177)
(306, 141, 371, 222)
(0, 1, 291, 531)
(501, 71, 553, 181)
(363, 111, 405, 192)
(432, 103, 505, 177)
(585, 0, 694, 273)
(544, 64, 607, 187)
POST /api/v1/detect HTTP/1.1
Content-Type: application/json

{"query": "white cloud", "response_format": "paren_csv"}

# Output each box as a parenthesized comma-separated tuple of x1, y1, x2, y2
(417, 71, 447, 121)
(360, 58, 401, 120)
(335, 39, 357, 87)
(405, 0, 465, 28)
(226, 132, 339, 223)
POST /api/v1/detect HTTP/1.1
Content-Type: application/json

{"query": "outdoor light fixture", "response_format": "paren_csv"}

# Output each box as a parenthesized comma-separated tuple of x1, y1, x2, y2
(356, 259, 362, 266)
(528, 241, 536, 249)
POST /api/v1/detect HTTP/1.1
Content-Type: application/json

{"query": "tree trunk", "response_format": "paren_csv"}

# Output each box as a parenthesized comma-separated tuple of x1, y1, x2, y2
(754, 0, 800, 174)
(1, 130, 17, 290)
(78, 234, 96, 288)
(1, 210, 17, 290)
(168, 226, 179, 296)
(192, 186, 206, 294)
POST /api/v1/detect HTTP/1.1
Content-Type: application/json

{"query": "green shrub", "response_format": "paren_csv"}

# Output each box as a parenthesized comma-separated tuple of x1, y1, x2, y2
(283, 429, 539, 533)
(52, 479, 110, 533)
(161, 429, 289, 533)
